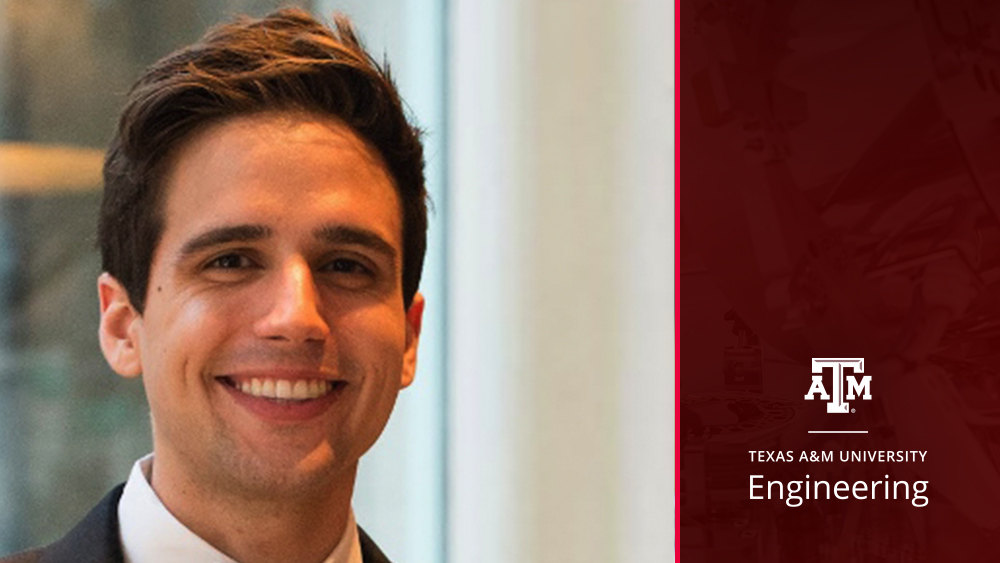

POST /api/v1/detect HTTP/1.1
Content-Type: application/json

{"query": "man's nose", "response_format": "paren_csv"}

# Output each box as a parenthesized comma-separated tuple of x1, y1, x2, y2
(253, 258, 330, 343)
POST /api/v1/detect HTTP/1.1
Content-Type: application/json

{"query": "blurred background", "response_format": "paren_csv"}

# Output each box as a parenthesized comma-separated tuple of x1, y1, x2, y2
(0, 0, 672, 561)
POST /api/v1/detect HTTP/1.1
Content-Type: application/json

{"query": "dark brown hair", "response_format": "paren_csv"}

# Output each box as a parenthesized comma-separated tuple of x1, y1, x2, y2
(98, 8, 427, 311)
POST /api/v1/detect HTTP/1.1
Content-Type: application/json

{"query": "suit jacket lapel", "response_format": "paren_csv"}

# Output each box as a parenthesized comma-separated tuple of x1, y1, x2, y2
(40, 485, 125, 563)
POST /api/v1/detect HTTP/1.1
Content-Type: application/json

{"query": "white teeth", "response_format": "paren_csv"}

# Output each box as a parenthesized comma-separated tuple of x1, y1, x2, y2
(275, 380, 292, 399)
(232, 378, 334, 401)
(292, 380, 309, 400)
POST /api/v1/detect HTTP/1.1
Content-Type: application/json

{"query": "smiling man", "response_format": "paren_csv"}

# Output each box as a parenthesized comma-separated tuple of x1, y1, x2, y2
(1, 8, 426, 563)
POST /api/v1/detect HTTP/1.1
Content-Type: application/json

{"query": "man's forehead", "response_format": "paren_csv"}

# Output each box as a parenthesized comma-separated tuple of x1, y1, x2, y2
(165, 112, 391, 182)
(154, 111, 404, 253)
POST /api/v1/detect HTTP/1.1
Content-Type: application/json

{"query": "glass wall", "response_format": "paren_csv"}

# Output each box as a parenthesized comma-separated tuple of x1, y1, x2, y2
(0, 2, 447, 561)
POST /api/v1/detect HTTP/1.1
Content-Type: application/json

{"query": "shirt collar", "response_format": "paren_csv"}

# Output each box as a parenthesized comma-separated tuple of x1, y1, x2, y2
(118, 454, 362, 563)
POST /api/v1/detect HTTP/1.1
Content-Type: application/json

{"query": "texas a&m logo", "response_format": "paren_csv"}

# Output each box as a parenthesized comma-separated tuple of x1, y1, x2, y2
(804, 358, 871, 413)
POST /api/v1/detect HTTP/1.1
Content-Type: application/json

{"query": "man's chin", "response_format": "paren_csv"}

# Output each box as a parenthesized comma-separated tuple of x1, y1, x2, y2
(205, 442, 354, 500)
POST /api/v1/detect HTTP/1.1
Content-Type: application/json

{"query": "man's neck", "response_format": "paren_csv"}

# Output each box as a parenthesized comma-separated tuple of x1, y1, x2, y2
(148, 456, 357, 563)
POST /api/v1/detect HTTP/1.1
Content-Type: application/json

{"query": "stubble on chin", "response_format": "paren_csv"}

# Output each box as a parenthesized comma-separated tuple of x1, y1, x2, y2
(201, 422, 352, 503)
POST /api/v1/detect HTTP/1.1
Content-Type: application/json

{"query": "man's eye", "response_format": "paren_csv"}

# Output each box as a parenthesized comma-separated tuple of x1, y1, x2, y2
(324, 258, 370, 275)
(206, 254, 254, 269)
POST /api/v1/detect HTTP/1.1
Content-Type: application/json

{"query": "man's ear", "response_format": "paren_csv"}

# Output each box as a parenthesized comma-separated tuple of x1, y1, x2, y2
(400, 292, 425, 389)
(97, 272, 143, 378)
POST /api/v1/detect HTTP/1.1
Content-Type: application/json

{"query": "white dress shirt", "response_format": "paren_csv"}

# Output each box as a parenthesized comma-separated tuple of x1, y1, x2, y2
(117, 454, 362, 563)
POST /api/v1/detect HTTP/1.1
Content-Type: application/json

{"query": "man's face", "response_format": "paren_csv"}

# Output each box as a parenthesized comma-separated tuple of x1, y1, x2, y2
(99, 112, 422, 496)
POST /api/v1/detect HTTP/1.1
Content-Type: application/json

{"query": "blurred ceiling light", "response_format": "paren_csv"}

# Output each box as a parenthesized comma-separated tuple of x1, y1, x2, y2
(0, 142, 103, 192)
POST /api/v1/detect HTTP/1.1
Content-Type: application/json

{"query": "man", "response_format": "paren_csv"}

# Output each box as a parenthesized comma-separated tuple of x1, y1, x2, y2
(2, 8, 426, 563)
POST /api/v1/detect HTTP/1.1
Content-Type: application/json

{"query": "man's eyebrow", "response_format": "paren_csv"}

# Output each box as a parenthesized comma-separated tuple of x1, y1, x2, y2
(314, 225, 397, 262)
(179, 224, 272, 257)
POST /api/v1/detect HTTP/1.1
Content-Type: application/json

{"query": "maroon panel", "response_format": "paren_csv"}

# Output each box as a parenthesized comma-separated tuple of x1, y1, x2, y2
(679, 1, 1000, 560)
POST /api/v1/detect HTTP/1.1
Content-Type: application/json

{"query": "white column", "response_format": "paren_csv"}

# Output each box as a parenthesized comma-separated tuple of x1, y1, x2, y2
(448, 0, 674, 561)
(448, 0, 529, 559)
(615, 1, 675, 560)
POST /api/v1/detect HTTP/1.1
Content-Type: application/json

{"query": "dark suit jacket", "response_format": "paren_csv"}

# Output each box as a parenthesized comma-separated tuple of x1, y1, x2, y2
(0, 485, 390, 563)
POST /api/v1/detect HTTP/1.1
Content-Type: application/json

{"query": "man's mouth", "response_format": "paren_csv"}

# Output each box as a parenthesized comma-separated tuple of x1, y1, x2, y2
(218, 376, 347, 402)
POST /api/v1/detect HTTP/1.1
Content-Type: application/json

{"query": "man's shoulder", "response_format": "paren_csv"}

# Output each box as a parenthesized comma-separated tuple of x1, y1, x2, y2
(358, 526, 392, 563)
(3, 486, 392, 563)
(0, 485, 125, 563)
